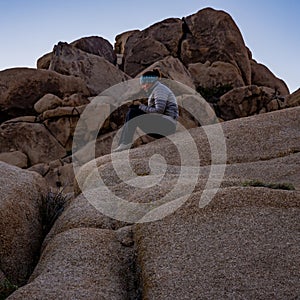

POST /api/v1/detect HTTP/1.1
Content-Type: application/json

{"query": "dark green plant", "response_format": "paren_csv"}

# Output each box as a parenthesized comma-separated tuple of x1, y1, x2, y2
(242, 180, 295, 190)
(0, 278, 18, 300)
(40, 189, 69, 236)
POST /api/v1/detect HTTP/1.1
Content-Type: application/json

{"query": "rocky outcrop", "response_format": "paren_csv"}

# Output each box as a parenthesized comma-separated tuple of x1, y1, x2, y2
(0, 163, 48, 287)
(250, 59, 289, 95)
(0, 120, 67, 165)
(0, 68, 89, 122)
(122, 18, 183, 77)
(218, 85, 285, 120)
(182, 8, 251, 86)
(6, 107, 299, 299)
(285, 88, 300, 107)
(134, 187, 299, 299)
(136, 56, 195, 89)
(8, 228, 135, 300)
(70, 36, 117, 64)
(113, 7, 291, 120)
(0, 6, 299, 299)
(48, 42, 130, 95)
(37, 35, 116, 69)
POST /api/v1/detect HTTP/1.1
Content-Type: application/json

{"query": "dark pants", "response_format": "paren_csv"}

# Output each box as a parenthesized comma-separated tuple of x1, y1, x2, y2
(119, 107, 177, 145)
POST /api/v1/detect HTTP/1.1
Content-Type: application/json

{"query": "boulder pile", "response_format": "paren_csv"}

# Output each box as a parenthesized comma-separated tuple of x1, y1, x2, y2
(0, 7, 299, 300)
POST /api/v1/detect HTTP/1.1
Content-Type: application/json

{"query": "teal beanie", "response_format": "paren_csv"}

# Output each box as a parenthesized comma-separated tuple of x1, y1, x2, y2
(140, 75, 158, 85)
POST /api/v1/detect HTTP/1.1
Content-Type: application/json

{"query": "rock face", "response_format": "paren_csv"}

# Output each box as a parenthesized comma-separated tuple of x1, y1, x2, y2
(134, 188, 299, 299)
(0, 163, 48, 287)
(8, 228, 135, 300)
(37, 35, 116, 70)
(0, 6, 299, 300)
(70, 36, 117, 64)
(6, 107, 300, 299)
(182, 8, 251, 85)
(48, 42, 130, 95)
(0, 120, 67, 165)
(0, 68, 89, 122)
(285, 88, 300, 107)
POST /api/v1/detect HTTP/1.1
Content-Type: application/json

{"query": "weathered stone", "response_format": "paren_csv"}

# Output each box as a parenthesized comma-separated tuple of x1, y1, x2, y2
(218, 85, 276, 120)
(181, 8, 251, 86)
(7, 228, 135, 300)
(36, 52, 52, 69)
(134, 187, 299, 299)
(42, 193, 126, 249)
(123, 18, 183, 76)
(0, 68, 89, 122)
(115, 30, 139, 54)
(43, 162, 75, 193)
(0, 122, 66, 166)
(124, 37, 170, 77)
(43, 116, 77, 150)
(34, 93, 62, 114)
(188, 60, 244, 89)
(70, 36, 116, 64)
(2, 116, 37, 124)
(136, 56, 195, 89)
(41, 105, 86, 120)
(75, 107, 300, 196)
(37, 36, 116, 69)
(0, 151, 28, 168)
(251, 59, 289, 95)
(0, 162, 47, 286)
(61, 93, 90, 107)
(49, 42, 130, 95)
(285, 88, 300, 107)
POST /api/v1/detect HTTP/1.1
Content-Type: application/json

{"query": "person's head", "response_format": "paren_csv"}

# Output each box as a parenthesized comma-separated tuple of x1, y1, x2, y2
(140, 69, 161, 91)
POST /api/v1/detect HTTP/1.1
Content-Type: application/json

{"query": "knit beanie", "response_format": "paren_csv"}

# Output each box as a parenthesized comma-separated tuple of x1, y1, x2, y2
(139, 75, 158, 85)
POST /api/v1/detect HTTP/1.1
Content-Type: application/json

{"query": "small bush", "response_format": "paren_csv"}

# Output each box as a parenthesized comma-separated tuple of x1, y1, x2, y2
(0, 278, 18, 300)
(242, 180, 295, 190)
(40, 189, 70, 236)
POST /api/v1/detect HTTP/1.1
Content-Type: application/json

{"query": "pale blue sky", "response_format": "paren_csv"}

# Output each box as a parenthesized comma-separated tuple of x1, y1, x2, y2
(0, 0, 299, 92)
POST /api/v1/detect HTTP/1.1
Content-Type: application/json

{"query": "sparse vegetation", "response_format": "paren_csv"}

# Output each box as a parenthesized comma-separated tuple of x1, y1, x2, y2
(40, 189, 70, 236)
(0, 278, 18, 300)
(242, 180, 295, 190)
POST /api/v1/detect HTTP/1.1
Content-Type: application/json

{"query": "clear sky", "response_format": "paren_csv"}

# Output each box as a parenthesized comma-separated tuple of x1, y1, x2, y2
(0, 0, 299, 93)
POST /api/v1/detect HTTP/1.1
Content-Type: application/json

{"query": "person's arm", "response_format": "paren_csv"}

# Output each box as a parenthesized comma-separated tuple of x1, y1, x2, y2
(139, 89, 168, 114)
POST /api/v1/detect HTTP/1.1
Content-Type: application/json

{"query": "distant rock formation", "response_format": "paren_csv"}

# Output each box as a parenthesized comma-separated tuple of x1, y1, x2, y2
(0, 7, 299, 300)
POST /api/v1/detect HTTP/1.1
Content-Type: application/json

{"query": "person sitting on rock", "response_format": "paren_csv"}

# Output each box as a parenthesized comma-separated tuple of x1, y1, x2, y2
(113, 69, 179, 152)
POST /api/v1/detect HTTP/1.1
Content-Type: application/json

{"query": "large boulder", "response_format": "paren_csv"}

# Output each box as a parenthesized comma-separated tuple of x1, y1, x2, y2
(181, 8, 251, 86)
(7, 228, 135, 300)
(123, 18, 183, 76)
(75, 107, 300, 195)
(0, 151, 28, 168)
(218, 85, 285, 120)
(114, 30, 139, 55)
(284, 88, 300, 107)
(136, 56, 195, 89)
(0, 120, 66, 166)
(134, 187, 299, 299)
(70, 36, 116, 64)
(250, 59, 289, 95)
(0, 68, 89, 122)
(48, 42, 131, 95)
(0, 162, 48, 286)
(37, 35, 116, 69)
(188, 60, 245, 90)
(5, 107, 299, 299)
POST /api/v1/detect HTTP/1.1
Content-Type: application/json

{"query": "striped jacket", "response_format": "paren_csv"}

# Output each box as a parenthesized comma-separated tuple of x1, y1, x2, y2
(139, 81, 179, 120)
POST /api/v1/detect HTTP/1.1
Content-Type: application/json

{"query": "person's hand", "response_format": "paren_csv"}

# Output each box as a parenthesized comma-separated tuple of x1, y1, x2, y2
(132, 100, 142, 105)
